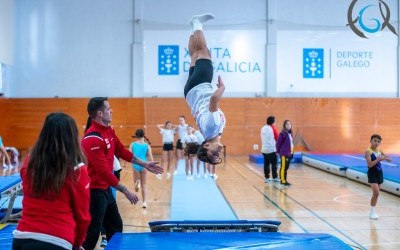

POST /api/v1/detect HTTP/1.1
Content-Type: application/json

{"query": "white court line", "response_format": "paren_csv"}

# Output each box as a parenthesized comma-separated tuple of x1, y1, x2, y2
(333, 193, 399, 208)
(343, 154, 397, 167)
(364, 242, 400, 247)
(248, 162, 399, 207)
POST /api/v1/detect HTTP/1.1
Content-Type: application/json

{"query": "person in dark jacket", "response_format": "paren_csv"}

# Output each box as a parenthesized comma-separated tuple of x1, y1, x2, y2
(276, 120, 294, 186)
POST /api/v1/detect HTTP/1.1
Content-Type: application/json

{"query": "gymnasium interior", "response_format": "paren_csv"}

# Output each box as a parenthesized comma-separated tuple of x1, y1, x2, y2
(1, 0, 400, 249)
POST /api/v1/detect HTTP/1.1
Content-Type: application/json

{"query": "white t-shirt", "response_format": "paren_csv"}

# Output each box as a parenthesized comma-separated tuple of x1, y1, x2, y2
(194, 130, 205, 144)
(113, 156, 122, 171)
(186, 83, 226, 140)
(183, 134, 198, 145)
(261, 125, 276, 154)
(176, 124, 189, 140)
(160, 129, 174, 143)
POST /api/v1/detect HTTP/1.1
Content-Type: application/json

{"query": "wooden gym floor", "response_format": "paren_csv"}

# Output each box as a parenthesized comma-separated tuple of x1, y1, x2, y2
(113, 155, 400, 250)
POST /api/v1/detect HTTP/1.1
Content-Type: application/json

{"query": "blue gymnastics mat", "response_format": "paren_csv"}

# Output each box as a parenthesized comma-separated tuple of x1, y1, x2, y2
(304, 153, 400, 182)
(303, 153, 400, 196)
(0, 224, 17, 249)
(106, 232, 352, 250)
(249, 153, 302, 165)
(0, 175, 21, 193)
(0, 175, 22, 223)
(302, 153, 365, 170)
(170, 160, 236, 220)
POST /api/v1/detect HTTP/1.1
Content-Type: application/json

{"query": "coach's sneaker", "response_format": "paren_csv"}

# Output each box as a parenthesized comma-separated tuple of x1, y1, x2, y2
(273, 178, 280, 182)
(369, 212, 379, 220)
(100, 237, 107, 248)
(265, 178, 273, 183)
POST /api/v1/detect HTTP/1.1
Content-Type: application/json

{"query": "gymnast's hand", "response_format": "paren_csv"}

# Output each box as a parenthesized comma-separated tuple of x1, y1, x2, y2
(383, 155, 392, 162)
(144, 161, 164, 174)
(217, 75, 225, 90)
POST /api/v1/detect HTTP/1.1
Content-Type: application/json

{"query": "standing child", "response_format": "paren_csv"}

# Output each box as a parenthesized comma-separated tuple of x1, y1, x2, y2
(194, 128, 208, 178)
(208, 164, 218, 180)
(157, 121, 176, 178)
(276, 120, 294, 186)
(183, 125, 198, 180)
(129, 129, 154, 209)
(364, 134, 391, 219)
(183, 13, 226, 165)
(174, 116, 188, 175)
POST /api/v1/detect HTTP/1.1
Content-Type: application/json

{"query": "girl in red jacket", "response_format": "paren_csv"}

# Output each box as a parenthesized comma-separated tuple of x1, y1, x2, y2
(13, 112, 91, 250)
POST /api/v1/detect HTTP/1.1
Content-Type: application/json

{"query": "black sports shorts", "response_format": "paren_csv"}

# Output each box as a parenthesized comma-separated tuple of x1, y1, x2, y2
(184, 59, 213, 97)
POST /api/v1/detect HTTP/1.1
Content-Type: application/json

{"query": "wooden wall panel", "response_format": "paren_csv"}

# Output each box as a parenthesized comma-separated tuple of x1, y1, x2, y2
(0, 98, 11, 145)
(2, 98, 400, 155)
(144, 98, 192, 146)
(67, 98, 92, 133)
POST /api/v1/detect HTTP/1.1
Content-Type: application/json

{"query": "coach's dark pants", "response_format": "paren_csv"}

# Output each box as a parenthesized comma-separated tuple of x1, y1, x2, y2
(83, 187, 122, 250)
(13, 239, 65, 250)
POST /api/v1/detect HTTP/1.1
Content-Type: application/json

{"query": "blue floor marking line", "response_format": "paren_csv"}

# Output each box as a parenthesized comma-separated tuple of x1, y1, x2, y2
(170, 159, 237, 220)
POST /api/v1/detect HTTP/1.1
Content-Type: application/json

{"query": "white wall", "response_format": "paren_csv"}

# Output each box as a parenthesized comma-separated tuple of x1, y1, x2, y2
(4, 0, 400, 97)
(9, 0, 133, 97)
(0, 0, 13, 65)
(0, 0, 13, 95)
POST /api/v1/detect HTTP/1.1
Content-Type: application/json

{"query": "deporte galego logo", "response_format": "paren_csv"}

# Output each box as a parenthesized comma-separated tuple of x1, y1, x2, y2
(347, 0, 398, 38)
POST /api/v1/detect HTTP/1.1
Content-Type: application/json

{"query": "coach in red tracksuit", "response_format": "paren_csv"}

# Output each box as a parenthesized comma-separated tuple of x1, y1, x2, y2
(81, 97, 163, 250)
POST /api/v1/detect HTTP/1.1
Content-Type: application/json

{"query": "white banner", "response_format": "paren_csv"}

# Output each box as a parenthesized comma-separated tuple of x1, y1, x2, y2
(143, 30, 266, 97)
(277, 31, 397, 96)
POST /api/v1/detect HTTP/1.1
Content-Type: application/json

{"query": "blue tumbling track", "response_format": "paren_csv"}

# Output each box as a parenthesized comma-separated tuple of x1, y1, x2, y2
(170, 159, 237, 220)
(302, 153, 400, 196)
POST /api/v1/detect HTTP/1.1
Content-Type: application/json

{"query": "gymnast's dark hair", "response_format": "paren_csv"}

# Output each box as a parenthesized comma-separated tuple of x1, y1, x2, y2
(85, 97, 108, 133)
(133, 128, 151, 145)
(26, 112, 86, 197)
(184, 141, 222, 165)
